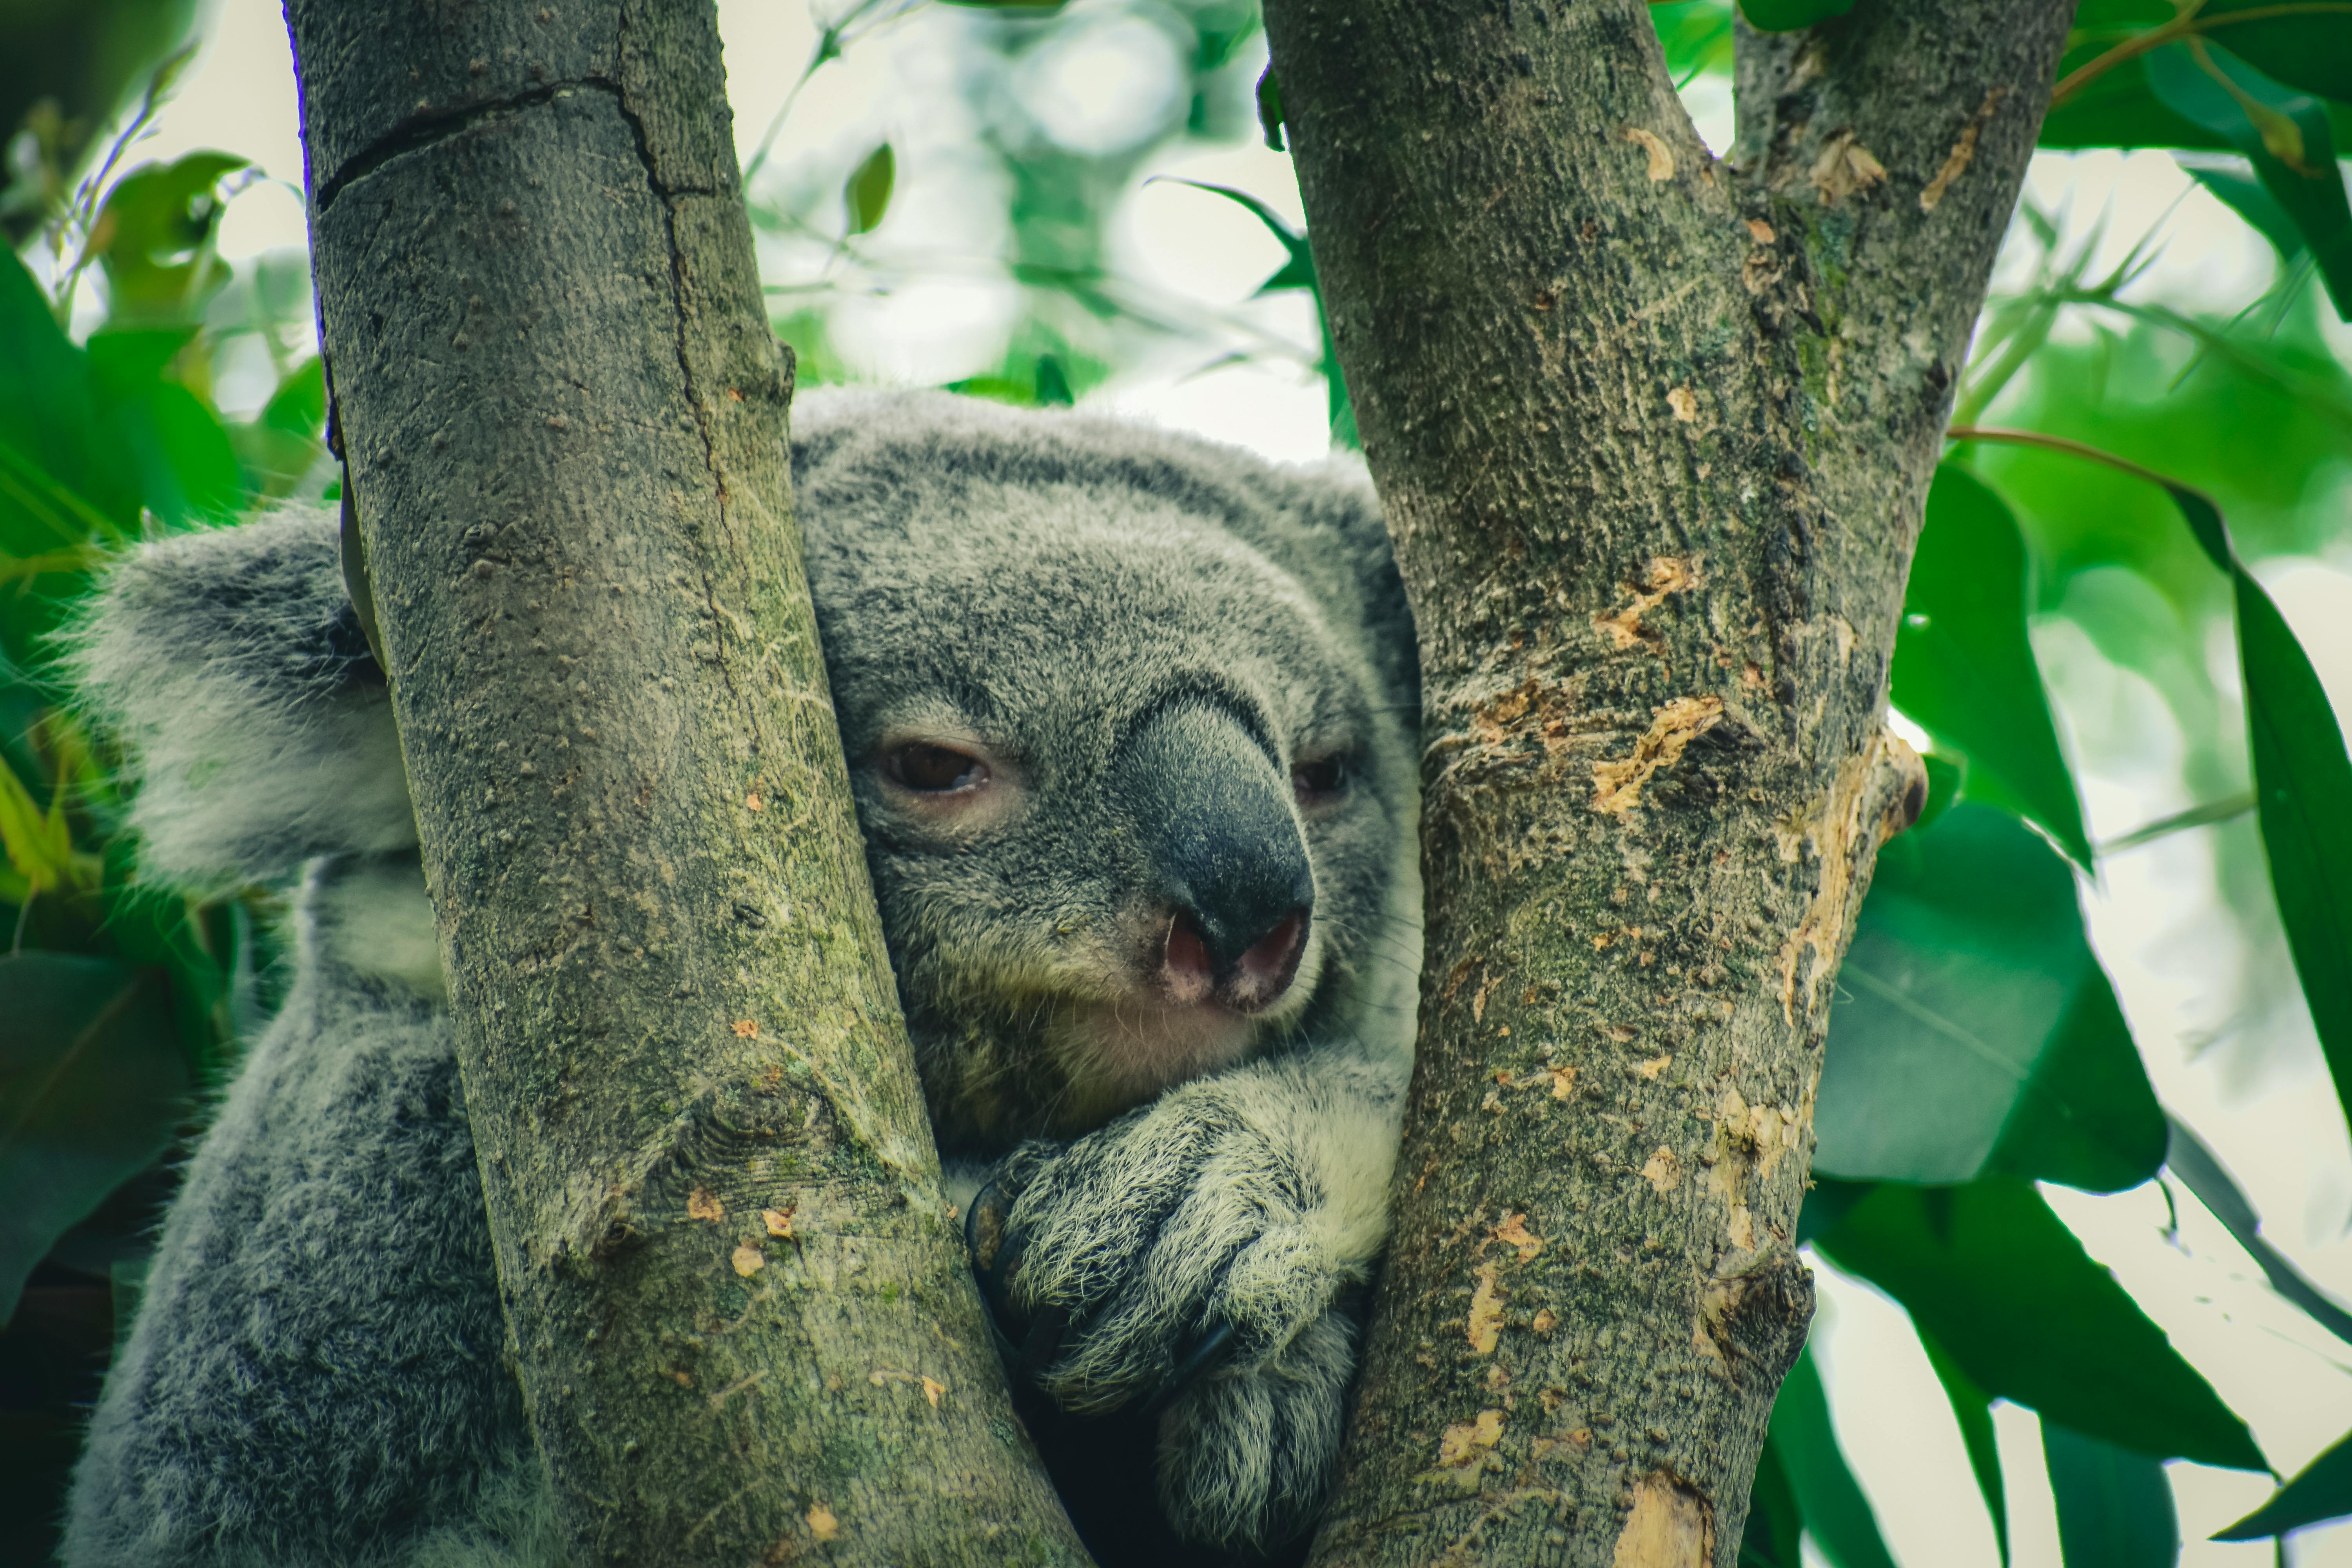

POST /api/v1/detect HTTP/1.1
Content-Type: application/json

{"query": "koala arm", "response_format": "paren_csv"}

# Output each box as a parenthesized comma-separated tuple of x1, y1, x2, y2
(62, 519, 554, 1566)
(63, 867, 556, 1568)
(968, 1040, 1406, 1551)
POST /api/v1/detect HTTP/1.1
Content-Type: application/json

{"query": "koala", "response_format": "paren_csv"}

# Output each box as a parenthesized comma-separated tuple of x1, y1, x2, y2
(59, 390, 1422, 1568)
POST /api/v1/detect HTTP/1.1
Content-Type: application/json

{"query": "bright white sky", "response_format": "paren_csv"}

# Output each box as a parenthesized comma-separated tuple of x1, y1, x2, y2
(112, 2, 2352, 1562)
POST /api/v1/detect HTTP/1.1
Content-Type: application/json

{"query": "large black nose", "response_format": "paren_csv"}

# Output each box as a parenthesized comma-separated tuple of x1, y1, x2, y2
(1117, 703, 1314, 1013)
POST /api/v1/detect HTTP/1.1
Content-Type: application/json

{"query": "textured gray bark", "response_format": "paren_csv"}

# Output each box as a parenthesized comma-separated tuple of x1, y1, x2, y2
(1258, 0, 2072, 1562)
(282, 3, 1084, 1562)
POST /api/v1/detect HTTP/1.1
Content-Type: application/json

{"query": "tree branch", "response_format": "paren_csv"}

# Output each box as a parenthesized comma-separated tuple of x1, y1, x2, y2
(1261, 0, 2069, 1560)
(282, 2, 1083, 1561)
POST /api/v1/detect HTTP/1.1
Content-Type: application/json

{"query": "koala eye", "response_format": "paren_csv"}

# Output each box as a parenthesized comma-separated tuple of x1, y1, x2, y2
(887, 742, 988, 795)
(1292, 755, 1350, 804)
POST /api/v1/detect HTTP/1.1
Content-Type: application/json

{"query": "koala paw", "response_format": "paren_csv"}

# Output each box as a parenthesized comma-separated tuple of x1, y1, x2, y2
(1156, 1305, 1358, 1552)
(965, 1087, 1372, 1416)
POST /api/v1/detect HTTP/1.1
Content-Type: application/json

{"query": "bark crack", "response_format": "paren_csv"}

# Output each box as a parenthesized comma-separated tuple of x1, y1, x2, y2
(607, 7, 741, 706)
(316, 80, 589, 212)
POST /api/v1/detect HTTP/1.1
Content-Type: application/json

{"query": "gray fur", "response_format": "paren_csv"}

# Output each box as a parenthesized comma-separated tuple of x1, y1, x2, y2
(61, 391, 1420, 1564)
(66, 513, 417, 889)
(62, 858, 551, 1568)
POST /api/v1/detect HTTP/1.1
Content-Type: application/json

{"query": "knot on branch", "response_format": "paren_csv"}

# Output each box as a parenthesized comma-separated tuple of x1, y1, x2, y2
(1697, 1243, 1814, 1389)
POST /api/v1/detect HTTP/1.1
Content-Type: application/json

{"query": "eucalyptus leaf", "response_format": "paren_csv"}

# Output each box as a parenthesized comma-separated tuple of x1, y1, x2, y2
(2164, 1119, 2352, 1344)
(1895, 465, 2092, 867)
(2236, 571, 2352, 1140)
(2217, 1427, 2352, 1539)
(1816, 1181, 2267, 1470)
(2040, 51, 2230, 152)
(1817, 804, 2165, 1191)
(2042, 1423, 2180, 1568)
(0, 952, 188, 1325)
(2151, 477, 2352, 1145)
(2177, 155, 2307, 264)
(1921, 1328, 2009, 1564)
(2194, 0, 2352, 105)
(1949, 438, 2352, 1145)
(1255, 67, 1285, 152)
(90, 152, 247, 323)
(115, 379, 245, 526)
(844, 142, 894, 236)
(1154, 179, 1357, 447)
(2144, 43, 2352, 319)
(0, 253, 138, 550)
(261, 357, 327, 437)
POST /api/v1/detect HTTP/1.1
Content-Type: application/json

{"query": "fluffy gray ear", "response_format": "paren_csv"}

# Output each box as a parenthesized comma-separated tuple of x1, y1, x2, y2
(66, 508, 416, 888)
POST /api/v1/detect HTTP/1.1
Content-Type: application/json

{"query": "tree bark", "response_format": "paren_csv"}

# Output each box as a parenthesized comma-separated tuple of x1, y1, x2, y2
(281, 3, 1083, 1562)
(1260, 0, 2071, 1561)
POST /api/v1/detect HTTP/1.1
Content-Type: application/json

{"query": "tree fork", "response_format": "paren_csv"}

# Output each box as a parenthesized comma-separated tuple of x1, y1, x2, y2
(282, 2, 1084, 1561)
(1261, 0, 2070, 1561)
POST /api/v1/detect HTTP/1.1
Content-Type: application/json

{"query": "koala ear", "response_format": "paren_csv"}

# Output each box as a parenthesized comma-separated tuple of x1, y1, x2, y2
(65, 508, 417, 889)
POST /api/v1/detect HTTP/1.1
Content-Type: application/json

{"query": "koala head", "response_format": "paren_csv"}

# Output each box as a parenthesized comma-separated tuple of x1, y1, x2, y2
(794, 393, 1420, 1153)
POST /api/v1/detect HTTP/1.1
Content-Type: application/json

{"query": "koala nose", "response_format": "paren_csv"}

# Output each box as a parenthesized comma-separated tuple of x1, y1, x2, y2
(1165, 895, 1311, 1014)
(1118, 701, 1316, 1014)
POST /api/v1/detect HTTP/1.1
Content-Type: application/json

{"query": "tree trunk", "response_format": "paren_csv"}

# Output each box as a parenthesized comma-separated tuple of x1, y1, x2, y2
(1260, 0, 2070, 1561)
(281, 3, 1083, 1562)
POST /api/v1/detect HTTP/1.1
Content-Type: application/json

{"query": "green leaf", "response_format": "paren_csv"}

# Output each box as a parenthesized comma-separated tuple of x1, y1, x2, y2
(1255, 67, 1286, 152)
(1817, 804, 2166, 1191)
(843, 143, 895, 237)
(91, 152, 247, 323)
(1768, 1347, 1898, 1568)
(0, 253, 140, 551)
(2145, 43, 2352, 319)
(2217, 1427, 2352, 1539)
(2042, 1423, 2180, 1568)
(83, 325, 200, 395)
(113, 380, 244, 525)
(1033, 353, 1073, 408)
(1742, 1435, 1806, 1568)
(1152, 178, 1357, 448)
(1651, 0, 1737, 84)
(260, 356, 327, 437)
(1957, 435, 2352, 1143)
(1921, 1328, 2009, 1564)
(1895, 465, 2093, 868)
(1159, 178, 1314, 284)
(2236, 571, 2352, 1142)
(0, 952, 188, 1325)
(1816, 1181, 2267, 1470)
(2194, 0, 2352, 105)
(1797, 1176, 1875, 1247)
(2165, 1118, 2352, 1344)
(2041, 51, 2231, 152)
(2178, 155, 2308, 264)
(1737, 0, 1859, 32)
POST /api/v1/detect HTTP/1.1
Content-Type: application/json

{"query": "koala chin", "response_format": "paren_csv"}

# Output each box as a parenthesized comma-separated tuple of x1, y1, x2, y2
(60, 390, 1422, 1568)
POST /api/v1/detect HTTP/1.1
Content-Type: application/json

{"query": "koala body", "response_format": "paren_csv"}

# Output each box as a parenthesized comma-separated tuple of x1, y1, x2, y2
(61, 392, 1421, 1568)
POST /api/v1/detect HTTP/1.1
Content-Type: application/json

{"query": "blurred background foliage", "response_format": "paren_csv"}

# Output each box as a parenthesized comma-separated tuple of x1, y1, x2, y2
(2, 0, 2350, 1564)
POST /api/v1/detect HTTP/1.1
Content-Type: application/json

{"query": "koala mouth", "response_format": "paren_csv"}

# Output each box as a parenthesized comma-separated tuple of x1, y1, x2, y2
(1033, 904, 1319, 1128)
(1159, 906, 1309, 1015)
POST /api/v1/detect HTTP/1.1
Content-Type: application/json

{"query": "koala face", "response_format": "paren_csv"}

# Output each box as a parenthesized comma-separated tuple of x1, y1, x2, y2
(795, 394, 1417, 1152)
